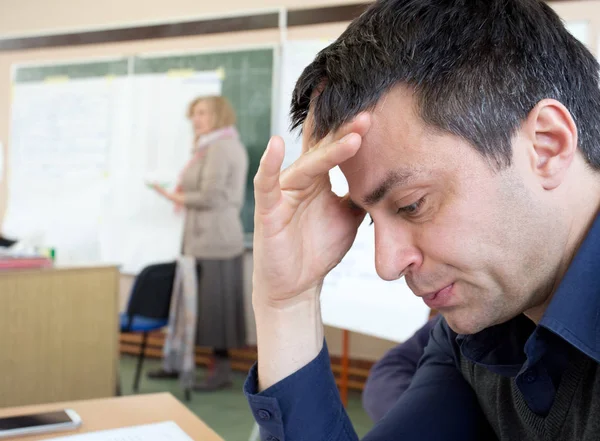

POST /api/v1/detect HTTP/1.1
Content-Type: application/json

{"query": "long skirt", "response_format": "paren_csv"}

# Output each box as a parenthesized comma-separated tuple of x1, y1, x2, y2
(194, 254, 246, 349)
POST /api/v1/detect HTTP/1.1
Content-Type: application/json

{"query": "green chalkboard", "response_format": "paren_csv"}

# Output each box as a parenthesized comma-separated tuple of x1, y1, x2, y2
(13, 59, 129, 83)
(133, 48, 274, 234)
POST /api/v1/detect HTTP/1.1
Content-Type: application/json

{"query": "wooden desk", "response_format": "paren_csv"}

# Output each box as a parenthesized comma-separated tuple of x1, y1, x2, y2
(0, 265, 119, 408)
(0, 393, 223, 441)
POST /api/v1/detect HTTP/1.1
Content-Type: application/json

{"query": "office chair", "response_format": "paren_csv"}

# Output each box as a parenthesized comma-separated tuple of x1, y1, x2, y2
(120, 262, 176, 394)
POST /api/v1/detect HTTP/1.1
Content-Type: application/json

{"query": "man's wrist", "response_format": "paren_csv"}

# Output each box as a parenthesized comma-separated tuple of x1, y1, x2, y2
(252, 283, 321, 311)
(253, 288, 324, 391)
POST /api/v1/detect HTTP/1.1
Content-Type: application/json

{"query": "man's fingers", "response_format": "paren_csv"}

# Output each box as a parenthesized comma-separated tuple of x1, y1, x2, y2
(324, 112, 371, 150)
(340, 193, 367, 229)
(254, 136, 285, 213)
(340, 193, 366, 217)
(303, 112, 372, 154)
(255, 114, 372, 211)
(281, 132, 363, 191)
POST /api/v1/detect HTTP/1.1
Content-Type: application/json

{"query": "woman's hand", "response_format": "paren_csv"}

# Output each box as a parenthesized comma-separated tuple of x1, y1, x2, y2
(148, 183, 184, 205)
(149, 182, 166, 194)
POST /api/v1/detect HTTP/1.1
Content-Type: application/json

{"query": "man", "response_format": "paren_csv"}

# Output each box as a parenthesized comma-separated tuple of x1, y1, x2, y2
(362, 316, 440, 423)
(245, 0, 600, 440)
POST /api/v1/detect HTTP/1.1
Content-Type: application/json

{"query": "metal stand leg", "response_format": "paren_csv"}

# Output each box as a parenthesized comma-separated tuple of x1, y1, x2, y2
(133, 332, 148, 393)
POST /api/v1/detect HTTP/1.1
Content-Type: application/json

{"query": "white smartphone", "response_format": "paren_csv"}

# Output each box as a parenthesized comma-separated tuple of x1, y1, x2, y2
(0, 409, 82, 439)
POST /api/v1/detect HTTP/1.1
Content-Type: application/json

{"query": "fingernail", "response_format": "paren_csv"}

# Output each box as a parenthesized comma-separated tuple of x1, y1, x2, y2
(338, 133, 354, 144)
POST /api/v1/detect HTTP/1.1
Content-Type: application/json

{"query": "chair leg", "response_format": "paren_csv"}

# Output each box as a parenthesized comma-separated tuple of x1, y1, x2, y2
(133, 332, 148, 393)
(116, 374, 122, 396)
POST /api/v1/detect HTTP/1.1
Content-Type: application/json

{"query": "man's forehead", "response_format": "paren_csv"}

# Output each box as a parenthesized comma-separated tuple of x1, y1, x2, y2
(341, 120, 414, 176)
(339, 115, 435, 208)
(341, 163, 422, 210)
(302, 84, 418, 145)
(340, 137, 424, 204)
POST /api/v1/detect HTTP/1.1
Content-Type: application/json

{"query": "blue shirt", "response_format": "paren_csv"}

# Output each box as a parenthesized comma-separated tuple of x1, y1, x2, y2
(244, 214, 600, 441)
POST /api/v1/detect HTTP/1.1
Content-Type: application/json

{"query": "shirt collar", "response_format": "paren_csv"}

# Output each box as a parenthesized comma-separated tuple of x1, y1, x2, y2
(539, 212, 600, 364)
(458, 212, 600, 369)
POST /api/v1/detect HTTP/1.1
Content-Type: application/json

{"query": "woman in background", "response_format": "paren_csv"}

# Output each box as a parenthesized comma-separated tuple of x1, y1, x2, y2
(148, 96, 248, 391)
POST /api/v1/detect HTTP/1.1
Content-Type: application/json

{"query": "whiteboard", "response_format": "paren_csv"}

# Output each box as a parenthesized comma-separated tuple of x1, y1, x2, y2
(6, 70, 222, 272)
(4, 77, 122, 263)
(279, 41, 430, 342)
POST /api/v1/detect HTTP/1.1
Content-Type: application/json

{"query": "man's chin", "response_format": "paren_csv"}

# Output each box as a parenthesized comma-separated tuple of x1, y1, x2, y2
(443, 309, 516, 335)
(442, 312, 489, 335)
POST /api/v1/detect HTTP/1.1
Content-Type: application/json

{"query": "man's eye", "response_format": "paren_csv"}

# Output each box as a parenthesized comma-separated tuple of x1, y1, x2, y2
(397, 197, 426, 216)
(369, 197, 427, 226)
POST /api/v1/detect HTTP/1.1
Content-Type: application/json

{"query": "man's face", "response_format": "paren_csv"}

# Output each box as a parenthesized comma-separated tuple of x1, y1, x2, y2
(339, 86, 567, 334)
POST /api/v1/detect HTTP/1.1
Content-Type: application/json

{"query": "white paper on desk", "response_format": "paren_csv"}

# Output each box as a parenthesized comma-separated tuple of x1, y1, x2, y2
(48, 421, 194, 441)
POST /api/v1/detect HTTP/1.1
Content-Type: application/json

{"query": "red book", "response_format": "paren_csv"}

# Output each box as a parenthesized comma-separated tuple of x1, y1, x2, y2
(0, 257, 53, 270)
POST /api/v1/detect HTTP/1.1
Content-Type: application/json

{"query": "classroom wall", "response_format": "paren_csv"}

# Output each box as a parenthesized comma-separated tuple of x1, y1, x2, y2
(1, 0, 598, 37)
(0, 0, 359, 38)
(2, 0, 600, 361)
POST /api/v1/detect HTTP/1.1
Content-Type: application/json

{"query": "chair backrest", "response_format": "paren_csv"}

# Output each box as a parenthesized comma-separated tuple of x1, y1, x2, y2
(126, 262, 176, 320)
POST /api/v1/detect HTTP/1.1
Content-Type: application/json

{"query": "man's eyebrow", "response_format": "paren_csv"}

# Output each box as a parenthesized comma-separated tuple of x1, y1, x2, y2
(361, 170, 416, 207)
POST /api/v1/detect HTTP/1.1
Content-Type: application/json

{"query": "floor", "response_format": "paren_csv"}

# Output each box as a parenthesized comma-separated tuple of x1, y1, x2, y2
(120, 355, 374, 441)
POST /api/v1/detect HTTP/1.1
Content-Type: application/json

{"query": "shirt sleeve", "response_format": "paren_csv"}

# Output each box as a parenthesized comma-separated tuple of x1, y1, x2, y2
(245, 319, 495, 441)
(362, 316, 440, 422)
(182, 144, 229, 210)
(244, 341, 359, 441)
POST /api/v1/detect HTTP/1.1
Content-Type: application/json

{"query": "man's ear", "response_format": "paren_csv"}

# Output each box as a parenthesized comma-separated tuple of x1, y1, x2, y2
(523, 99, 577, 190)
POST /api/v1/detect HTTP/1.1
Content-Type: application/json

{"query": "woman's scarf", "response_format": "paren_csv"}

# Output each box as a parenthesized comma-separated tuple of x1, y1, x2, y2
(173, 126, 239, 211)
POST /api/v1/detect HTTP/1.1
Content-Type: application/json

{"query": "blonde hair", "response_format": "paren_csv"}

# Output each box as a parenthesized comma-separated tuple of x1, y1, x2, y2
(187, 95, 237, 129)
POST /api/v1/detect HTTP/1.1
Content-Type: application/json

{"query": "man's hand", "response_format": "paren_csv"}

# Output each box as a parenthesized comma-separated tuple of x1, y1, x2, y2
(252, 113, 371, 389)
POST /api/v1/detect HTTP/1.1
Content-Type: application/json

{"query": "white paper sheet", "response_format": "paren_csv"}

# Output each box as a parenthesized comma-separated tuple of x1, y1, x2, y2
(47, 422, 194, 441)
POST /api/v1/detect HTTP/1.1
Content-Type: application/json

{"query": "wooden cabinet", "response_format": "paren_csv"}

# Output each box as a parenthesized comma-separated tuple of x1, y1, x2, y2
(0, 265, 119, 407)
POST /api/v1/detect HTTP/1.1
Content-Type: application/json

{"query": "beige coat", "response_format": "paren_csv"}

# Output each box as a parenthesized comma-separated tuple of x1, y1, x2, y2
(180, 136, 248, 259)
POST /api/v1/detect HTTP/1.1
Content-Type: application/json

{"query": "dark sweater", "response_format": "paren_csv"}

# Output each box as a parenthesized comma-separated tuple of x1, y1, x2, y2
(460, 348, 600, 440)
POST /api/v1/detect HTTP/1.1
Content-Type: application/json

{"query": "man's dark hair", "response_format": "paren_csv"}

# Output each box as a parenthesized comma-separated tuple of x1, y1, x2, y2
(291, 0, 600, 169)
